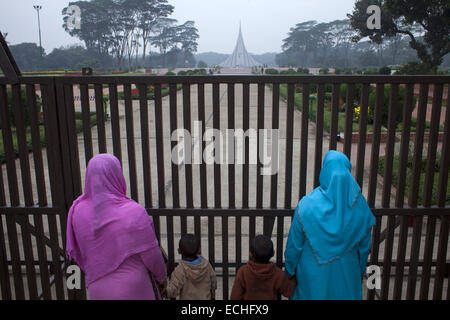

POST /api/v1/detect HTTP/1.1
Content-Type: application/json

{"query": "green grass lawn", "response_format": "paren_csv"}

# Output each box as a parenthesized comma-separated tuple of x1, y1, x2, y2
(278, 84, 378, 133)
(0, 112, 96, 164)
(378, 153, 449, 206)
(276, 84, 444, 134)
(115, 84, 182, 100)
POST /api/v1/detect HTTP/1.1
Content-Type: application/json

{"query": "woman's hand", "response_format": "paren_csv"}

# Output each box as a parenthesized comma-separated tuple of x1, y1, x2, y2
(158, 279, 168, 298)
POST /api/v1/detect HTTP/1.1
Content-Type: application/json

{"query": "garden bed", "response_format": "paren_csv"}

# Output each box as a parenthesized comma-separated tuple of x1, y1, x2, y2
(0, 112, 96, 164)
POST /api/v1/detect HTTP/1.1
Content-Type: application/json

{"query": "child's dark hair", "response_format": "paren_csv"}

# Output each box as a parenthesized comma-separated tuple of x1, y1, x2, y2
(250, 235, 274, 263)
(179, 234, 200, 258)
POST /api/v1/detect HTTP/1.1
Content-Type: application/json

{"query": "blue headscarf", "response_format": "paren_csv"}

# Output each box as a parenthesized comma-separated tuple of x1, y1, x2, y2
(296, 150, 375, 265)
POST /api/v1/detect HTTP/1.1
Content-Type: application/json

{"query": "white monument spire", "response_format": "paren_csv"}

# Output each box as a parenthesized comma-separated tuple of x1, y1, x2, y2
(220, 24, 261, 67)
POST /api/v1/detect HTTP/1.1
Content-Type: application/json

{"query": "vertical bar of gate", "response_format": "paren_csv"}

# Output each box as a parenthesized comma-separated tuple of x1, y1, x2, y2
(380, 83, 399, 300)
(63, 84, 82, 200)
(42, 82, 68, 300)
(256, 83, 264, 209)
(12, 84, 34, 205)
(153, 84, 165, 240)
(238, 83, 249, 271)
(40, 84, 60, 300)
(183, 83, 194, 209)
(94, 84, 107, 154)
(223, 82, 235, 300)
(61, 85, 82, 289)
(433, 215, 449, 300)
(242, 83, 250, 209)
(0, 158, 10, 299)
(228, 83, 236, 209)
(213, 83, 221, 210)
(406, 83, 428, 300)
(167, 83, 178, 274)
(124, 84, 138, 202)
(276, 215, 284, 270)
(284, 84, 295, 209)
(367, 83, 384, 300)
(12, 84, 39, 299)
(433, 85, 450, 300)
(0, 84, 25, 299)
(108, 84, 122, 164)
(170, 84, 180, 208)
(26, 83, 52, 299)
(314, 83, 325, 188)
(183, 83, 193, 235)
(419, 83, 443, 300)
(299, 83, 309, 200)
(393, 83, 414, 300)
(266, 83, 280, 237)
(256, 83, 264, 240)
(80, 84, 93, 165)
(210, 82, 221, 267)
(329, 83, 340, 151)
(139, 84, 152, 209)
(343, 83, 355, 159)
(271, 83, 280, 205)
(355, 84, 370, 188)
(0, 213, 11, 299)
(198, 83, 207, 209)
(55, 83, 74, 206)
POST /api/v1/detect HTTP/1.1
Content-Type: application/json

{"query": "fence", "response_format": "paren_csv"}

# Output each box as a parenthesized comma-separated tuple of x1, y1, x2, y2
(0, 74, 448, 300)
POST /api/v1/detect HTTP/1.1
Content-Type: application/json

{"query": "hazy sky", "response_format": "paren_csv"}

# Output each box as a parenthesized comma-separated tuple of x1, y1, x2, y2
(0, 0, 357, 54)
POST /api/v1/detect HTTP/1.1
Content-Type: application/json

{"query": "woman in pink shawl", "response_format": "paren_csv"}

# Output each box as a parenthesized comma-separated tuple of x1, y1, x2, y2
(66, 154, 166, 300)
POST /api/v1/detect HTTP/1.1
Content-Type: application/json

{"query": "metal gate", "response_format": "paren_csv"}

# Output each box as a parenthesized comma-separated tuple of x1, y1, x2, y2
(0, 35, 449, 300)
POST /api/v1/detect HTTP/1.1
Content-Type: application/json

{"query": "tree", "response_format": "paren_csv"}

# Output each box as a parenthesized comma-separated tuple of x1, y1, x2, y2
(63, 0, 113, 55)
(177, 21, 199, 67)
(348, 0, 450, 71)
(151, 18, 178, 67)
(131, 0, 174, 66)
(197, 60, 208, 68)
(281, 21, 318, 67)
(9, 43, 43, 71)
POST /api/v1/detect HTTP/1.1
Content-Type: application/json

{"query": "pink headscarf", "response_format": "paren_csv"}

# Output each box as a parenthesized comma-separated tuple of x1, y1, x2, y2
(66, 154, 159, 286)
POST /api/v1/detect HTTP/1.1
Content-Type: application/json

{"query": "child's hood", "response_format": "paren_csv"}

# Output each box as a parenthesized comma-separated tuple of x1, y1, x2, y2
(179, 256, 211, 282)
(247, 260, 276, 280)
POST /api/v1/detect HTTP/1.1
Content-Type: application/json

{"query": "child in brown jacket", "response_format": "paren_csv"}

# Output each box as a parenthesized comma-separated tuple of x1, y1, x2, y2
(230, 235, 296, 300)
(162, 234, 217, 300)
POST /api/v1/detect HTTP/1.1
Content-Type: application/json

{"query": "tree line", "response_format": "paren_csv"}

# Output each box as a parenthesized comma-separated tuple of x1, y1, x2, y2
(62, 0, 199, 70)
(277, 0, 449, 72)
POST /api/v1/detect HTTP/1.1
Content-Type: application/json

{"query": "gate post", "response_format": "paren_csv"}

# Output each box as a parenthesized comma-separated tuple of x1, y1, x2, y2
(44, 78, 86, 300)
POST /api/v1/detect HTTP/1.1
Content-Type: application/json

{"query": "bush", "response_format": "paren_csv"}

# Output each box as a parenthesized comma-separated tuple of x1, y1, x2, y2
(378, 152, 448, 206)
(319, 67, 329, 74)
(165, 71, 176, 76)
(368, 84, 416, 128)
(363, 68, 379, 75)
(197, 60, 208, 68)
(297, 67, 309, 74)
(265, 68, 279, 75)
(178, 69, 207, 76)
(378, 66, 392, 75)
(280, 68, 297, 75)
(395, 62, 437, 75)
(6, 87, 42, 127)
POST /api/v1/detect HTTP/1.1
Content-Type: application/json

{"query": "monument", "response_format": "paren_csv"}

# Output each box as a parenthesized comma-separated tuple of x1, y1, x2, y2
(220, 24, 261, 68)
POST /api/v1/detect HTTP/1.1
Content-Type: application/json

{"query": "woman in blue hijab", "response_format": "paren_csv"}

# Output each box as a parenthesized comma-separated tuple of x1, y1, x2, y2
(284, 150, 375, 300)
